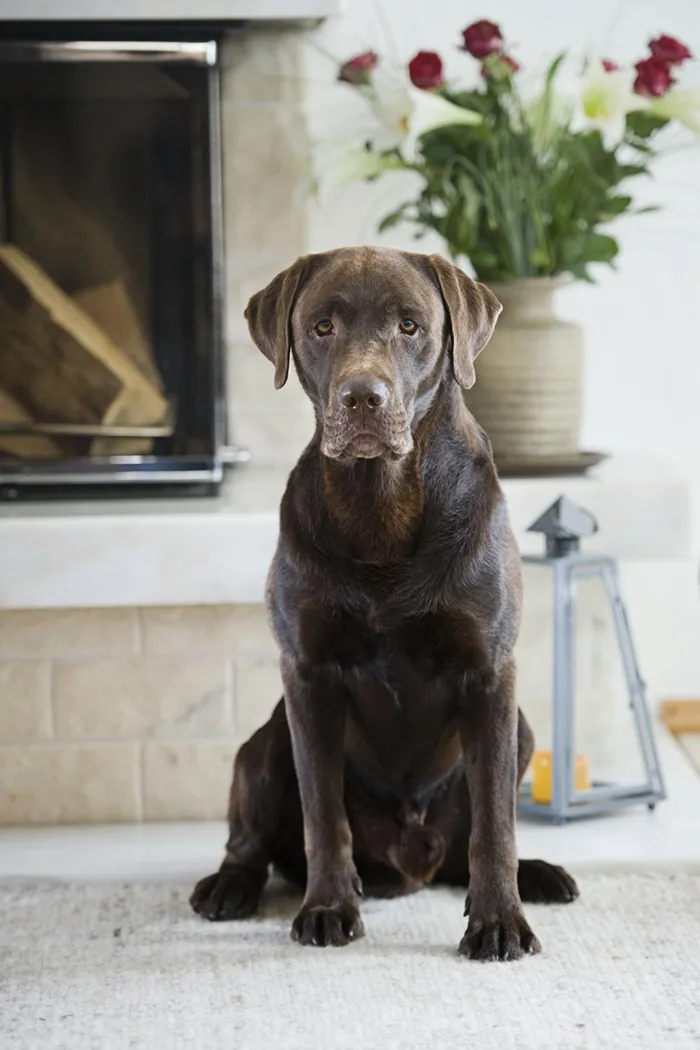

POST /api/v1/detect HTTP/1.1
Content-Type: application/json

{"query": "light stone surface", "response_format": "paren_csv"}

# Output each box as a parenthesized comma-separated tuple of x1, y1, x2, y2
(220, 26, 307, 106)
(0, 1, 339, 21)
(142, 741, 240, 821)
(225, 339, 315, 468)
(0, 744, 140, 824)
(0, 460, 693, 611)
(222, 105, 309, 259)
(220, 28, 313, 467)
(0, 609, 139, 657)
(53, 658, 232, 741)
(235, 660, 283, 733)
(140, 604, 276, 657)
(0, 662, 51, 741)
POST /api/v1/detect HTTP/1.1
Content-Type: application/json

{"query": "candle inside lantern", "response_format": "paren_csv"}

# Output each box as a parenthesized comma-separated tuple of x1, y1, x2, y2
(531, 750, 591, 804)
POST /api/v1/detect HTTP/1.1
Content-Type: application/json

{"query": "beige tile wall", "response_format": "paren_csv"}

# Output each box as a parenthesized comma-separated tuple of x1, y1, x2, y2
(0, 571, 637, 825)
(0, 605, 281, 825)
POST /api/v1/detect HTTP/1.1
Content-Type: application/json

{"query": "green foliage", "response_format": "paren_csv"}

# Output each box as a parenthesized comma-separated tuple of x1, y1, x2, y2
(370, 77, 665, 281)
(625, 110, 670, 141)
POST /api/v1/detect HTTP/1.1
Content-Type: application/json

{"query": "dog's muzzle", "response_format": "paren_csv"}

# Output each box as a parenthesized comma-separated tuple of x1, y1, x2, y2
(321, 374, 412, 461)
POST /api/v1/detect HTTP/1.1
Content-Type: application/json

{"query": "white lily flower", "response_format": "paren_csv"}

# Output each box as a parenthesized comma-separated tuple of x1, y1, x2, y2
(366, 66, 481, 160)
(315, 142, 404, 189)
(531, 57, 648, 149)
(311, 65, 480, 192)
(576, 60, 647, 148)
(649, 85, 700, 135)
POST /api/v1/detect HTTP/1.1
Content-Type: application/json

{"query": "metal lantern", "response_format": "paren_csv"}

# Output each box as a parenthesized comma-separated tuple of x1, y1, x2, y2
(517, 496, 666, 823)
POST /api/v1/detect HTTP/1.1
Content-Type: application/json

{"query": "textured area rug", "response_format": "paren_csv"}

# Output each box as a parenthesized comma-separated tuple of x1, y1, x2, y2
(2, 873, 700, 1050)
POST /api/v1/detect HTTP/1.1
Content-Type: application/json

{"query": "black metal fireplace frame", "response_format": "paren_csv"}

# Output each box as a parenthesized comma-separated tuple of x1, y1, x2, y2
(0, 25, 242, 498)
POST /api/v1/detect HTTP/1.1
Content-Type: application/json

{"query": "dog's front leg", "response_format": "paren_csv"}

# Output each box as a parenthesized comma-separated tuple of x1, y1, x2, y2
(458, 660, 541, 961)
(281, 653, 364, 947)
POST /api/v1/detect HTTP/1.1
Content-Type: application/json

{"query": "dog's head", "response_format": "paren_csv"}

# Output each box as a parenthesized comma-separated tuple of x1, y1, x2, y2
(244, 247, 501, 462)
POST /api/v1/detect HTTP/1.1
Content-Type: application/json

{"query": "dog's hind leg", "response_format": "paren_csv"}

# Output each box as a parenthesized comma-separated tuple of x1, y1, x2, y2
(190, 700, 299, 921)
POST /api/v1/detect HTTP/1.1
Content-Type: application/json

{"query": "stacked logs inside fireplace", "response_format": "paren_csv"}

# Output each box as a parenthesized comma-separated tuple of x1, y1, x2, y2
(0, 250, 168, 460)
(0, 91, 170, 462)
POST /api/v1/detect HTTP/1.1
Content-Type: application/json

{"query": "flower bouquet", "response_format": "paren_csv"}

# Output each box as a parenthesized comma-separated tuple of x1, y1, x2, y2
(327, 22, 697, 471)
(333, 21, 697, 282)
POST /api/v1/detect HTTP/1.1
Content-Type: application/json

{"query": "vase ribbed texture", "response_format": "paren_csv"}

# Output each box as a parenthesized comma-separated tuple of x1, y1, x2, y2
(466, 277, 582, 461)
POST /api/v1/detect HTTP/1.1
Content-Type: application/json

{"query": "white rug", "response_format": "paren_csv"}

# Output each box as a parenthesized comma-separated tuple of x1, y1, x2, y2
(2, 873, 700, 1050)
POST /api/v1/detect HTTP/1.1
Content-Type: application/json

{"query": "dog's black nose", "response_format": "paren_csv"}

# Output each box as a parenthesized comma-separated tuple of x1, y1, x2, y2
(338, 376, 389, 411)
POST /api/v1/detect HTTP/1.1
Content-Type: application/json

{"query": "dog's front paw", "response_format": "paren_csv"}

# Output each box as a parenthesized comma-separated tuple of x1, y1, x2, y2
(459, 906, 541, 962)
(291, 899, 364, 947)
(190, 866, 263, 921)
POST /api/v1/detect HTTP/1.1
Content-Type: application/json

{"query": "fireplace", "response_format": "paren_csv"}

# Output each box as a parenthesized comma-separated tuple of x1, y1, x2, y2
(0, 27, 240, 498)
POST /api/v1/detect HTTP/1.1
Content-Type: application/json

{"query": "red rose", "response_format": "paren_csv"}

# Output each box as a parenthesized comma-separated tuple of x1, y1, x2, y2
(460, 20, 503, 59)
(338, 51, 378, 86)
(649, 34, 693, 65)
(602, 59, 619, 72)
(408, 50, 444, 90)
(633, 55, 674, 97)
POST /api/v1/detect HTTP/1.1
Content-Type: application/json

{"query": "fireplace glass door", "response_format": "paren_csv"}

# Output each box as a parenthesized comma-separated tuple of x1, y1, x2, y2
(0, 37, 227, 496)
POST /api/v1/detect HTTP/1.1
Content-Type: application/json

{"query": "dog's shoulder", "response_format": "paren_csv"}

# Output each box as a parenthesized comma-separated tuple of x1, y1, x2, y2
(424, 400, 503, 534)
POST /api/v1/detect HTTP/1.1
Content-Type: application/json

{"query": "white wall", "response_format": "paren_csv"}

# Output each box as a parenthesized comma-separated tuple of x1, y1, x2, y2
(304, 0, 700, 471)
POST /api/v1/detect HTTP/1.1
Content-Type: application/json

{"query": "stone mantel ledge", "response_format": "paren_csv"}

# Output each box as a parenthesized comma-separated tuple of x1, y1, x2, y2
(0, 457, 694, 611)
(0, 1, 340, 21)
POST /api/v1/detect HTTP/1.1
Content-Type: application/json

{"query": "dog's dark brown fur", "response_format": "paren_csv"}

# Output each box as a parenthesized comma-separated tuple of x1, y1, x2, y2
(190, 247, 578, 960)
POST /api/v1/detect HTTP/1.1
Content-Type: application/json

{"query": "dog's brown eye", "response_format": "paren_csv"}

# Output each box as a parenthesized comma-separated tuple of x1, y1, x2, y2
(399, 318, 417, 335)
(314, 319, 334, 336)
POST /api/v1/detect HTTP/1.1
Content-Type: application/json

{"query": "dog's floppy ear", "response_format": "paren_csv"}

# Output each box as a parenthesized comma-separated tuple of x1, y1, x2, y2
(244, 256, 309, 389)
(429, 255, 502, 389)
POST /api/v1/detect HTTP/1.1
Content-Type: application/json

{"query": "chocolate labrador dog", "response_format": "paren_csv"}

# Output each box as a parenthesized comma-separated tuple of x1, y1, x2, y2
(190, 247, 578, 960)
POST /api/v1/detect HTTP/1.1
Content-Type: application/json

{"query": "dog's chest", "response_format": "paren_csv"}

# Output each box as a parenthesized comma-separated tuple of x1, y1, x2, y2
(333, 604, 488, 676)
(337, 616, 470, 782)
(335, 609, 487, 724)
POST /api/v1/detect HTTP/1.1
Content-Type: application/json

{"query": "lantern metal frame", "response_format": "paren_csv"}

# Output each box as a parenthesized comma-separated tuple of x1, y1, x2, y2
(517, 550, 666, 823)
